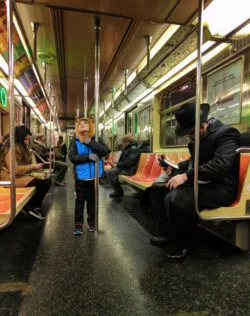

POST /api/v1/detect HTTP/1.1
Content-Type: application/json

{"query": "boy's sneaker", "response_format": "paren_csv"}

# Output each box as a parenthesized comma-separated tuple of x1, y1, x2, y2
(88, 225, 95, 233)
(73, 224, 83, 235)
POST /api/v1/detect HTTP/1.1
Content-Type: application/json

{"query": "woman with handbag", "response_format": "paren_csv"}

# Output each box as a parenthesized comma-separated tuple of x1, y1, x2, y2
(0, 125, 51, 219)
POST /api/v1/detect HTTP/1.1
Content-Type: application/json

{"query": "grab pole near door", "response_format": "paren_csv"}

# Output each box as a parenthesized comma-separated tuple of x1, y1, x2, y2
(194, 0, 204, 218)
(0, 0, 16, 229)
(94, 16, 101, 232)
(84, 78, 88, 118)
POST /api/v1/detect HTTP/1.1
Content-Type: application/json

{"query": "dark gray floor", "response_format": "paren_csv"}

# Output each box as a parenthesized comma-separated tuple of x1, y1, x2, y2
(0, 174, 250, 316)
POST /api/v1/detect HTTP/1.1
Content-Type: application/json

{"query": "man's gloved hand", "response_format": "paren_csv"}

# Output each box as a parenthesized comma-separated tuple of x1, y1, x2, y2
(89, 153, 98, 162)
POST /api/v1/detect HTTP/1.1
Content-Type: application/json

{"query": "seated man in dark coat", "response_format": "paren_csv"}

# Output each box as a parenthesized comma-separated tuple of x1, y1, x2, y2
(150, 102, 240, 260)
(240, 131, 250, 146)
(106, 134, 140, 198)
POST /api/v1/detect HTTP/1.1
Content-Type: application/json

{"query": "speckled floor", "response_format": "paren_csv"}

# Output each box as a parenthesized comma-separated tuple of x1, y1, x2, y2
(0, 175, 249, 316)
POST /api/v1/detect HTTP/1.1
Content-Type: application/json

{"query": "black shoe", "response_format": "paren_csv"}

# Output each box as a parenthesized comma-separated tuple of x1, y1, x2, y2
(109, 190, 124, 198)
(150, 236, 172, 247)
(166, 247, 196, 261)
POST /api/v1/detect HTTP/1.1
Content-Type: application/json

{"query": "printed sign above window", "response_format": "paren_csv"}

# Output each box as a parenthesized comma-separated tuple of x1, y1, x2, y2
(207, 58, 242, 125)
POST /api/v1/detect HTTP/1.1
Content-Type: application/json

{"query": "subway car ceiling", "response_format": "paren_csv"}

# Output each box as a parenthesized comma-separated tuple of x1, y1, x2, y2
(1, 0, 250, 134)
(12, 0, 212, 125)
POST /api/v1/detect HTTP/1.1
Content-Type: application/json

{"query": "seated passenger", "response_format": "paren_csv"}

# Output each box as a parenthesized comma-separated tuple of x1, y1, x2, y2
(69, 117, 108, 235)
(57, 135, 67, 162)
(149, 103, 240, 260)
(0, 125, 51, 219)
(139, 140, 150, 153)
(32, 135, 68, 186)
(106, 134, 140, 198)
(240, 131, 250, 147)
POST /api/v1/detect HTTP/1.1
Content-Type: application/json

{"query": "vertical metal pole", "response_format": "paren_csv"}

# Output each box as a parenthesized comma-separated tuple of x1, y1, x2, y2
(145, 35, 152, 71)
(124, 69, 128, 95)
(94, 16, 101, 232)
(42, 62, 47, 84)
(111, 88, 115, 152)
(84, 78, 88, 118)
(48, 83, 52, 175)
(194, 0, 204, 216)
(0, 0, 16, 229)
(52, 103, 55, 168)
(31, 22, 39, 62)
(103, 101, 106, 134)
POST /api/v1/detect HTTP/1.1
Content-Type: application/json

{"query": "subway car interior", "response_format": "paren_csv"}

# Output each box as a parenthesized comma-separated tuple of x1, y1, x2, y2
(0, 0, 250, 314)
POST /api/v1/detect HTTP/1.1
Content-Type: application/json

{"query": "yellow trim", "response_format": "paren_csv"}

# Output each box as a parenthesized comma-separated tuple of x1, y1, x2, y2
(0, 187, 36, 225)
(201, 154, 250, 218)
(119, 175, 152, 190)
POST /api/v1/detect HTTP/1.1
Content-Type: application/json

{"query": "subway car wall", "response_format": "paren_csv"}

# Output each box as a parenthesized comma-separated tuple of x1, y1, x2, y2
(101, 33, 250, 153)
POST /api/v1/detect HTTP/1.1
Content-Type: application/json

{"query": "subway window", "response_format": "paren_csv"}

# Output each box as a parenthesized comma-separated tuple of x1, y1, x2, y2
(160, 80, 196, 147)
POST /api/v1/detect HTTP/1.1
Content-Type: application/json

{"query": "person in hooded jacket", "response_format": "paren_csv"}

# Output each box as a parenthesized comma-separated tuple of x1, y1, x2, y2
(69, 117, 108, 235)
(149, 102, 240, 260)
(106, 134, 140, 198)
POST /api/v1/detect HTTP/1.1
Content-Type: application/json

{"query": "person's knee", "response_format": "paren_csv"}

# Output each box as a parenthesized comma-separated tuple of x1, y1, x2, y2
(63, 164, 68, 172)
(164, 189, 183, 210)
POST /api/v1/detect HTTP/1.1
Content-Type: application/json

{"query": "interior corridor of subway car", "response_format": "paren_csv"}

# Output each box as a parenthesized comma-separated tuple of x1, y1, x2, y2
(0, 0, 250, 315)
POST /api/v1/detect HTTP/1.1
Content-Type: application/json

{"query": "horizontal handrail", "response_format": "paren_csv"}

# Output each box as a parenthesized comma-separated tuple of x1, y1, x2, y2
(236, 147, 250, 153)
(0, 181, 12, 186)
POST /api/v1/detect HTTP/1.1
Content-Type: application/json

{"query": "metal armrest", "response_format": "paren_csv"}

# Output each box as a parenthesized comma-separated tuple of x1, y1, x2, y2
(236, 147, 250, 153)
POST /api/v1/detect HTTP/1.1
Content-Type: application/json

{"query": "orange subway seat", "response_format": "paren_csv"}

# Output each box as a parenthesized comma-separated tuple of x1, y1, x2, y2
(129, 154, 155, 181)
(230, 154, 250, 206)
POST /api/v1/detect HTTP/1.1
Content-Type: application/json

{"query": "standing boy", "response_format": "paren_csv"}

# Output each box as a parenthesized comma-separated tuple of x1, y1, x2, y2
(69, 118, 108, 235)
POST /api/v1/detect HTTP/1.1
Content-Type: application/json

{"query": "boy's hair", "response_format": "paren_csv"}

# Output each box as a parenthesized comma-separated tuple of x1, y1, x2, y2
(79, 118, 89, 124)
(88, 115, 95, 123)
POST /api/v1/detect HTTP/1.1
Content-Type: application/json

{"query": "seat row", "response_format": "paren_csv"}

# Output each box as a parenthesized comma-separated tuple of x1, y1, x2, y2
(119, 152, 189, 190)
(0, 186, 36, 225)
(118, 151, 250, 250)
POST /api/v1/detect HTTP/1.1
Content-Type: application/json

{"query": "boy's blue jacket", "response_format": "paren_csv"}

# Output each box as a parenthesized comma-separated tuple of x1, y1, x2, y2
(69, 136, 108, 180)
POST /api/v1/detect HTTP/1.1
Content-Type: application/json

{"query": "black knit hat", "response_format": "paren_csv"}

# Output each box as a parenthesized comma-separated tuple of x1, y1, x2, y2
(175, 102, 210, 136)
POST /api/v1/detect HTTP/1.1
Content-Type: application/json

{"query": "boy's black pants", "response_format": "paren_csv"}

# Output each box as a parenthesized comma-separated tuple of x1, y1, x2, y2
(75, 179, 95, 226)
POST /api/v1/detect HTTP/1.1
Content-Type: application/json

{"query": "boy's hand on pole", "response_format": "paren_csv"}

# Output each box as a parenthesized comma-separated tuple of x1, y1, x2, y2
(89, 154, 98, 162)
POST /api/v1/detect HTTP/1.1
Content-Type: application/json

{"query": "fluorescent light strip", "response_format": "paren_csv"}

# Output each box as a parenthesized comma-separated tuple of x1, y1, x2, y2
(101, 25, 179, 118)
(159, 43, 229, 92)
(137, 25, 180, 73)
(14, 79, 29, 97)
(0, 78, 8, 89)
(25, 97, 36, 108)
(203, 0, 250, 37)
(152, 41, 214, 88)
(129, 88, 153, 105)
(13, 15, 31, 59)
(103, 101, 112, 112)
(150, 25, 180, 59)
(0, 54, 8, 75)
(13, 15, 53, 114)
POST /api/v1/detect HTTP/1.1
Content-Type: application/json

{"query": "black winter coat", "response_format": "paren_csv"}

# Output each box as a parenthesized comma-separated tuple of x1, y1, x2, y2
(69, 136, 108, 165)
(177, 118, 240, 195)
(117, 141, 140, 175)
